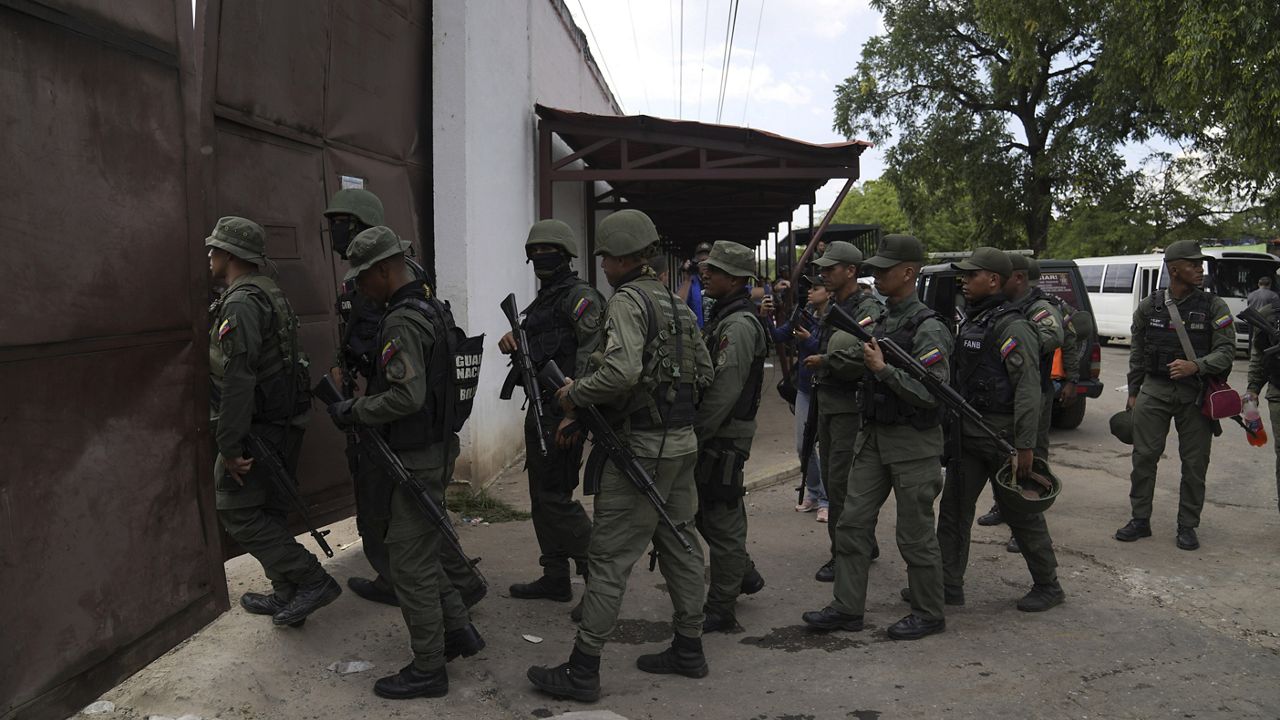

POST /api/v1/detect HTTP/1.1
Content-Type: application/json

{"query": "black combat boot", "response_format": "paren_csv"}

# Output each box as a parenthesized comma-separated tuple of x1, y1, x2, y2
(886, 614, 945, 641)
(702, 606, 738, 633)
(977, 504, 1004, 526)
(1114, 518, 1152, 542)
(814, 558, 835, 582)
(510, 575, 573, 602)
(373, 664, 448, 699)
(636, 634, 709, 678)
(527, 645, 601, 702)
(271, 575, 341, 626)
(900, 585, 965, 607)
(347, 576, 399, 606)
(1016, 581, 1066, 612)
(241, 592, 307, 627)
(740, 566, 766, 595)
(444, 623, 485, 661)
(801, 606, 864, 632)
(1006, 536, 1020, 553)
(1176, 525, 1200, 550)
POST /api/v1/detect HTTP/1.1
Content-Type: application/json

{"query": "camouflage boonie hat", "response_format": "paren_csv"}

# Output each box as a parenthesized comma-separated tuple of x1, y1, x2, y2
(812, 240, 863, 268)
(324, 188, 385, 227)
(526, 219, 579, 257)
(344, 226, 411, 282)
(702, 240, 757, 279)
(205, 216, 266, 264)
(595, 210, 659, 257)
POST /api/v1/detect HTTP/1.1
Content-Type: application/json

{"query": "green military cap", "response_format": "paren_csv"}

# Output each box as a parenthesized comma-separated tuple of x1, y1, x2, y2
(1164, 239, 1210, 263)
(702, 240, 757, 279)
(649, 254, 669, 276)
(802, 273, 823, 285)
(205, 216, 266, 264)
(343, 226, 411, 282)
(1109, 409, 1134, 445)
(595, 209, 659, 257)
(1006, 252, 1030, 273)
(695, 241, 714, 255)
(526, 219, 578, 257)
(324, 188, 385, 227)
(1027, 257, 1042, 281)
(863, 234, 925, 269)
(812, 240, 863, 267)
(952, 246, 1013, 277)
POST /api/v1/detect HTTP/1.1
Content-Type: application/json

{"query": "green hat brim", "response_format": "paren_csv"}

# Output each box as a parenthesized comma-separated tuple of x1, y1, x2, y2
(1168, 251, 1211, 262)
(205, 236, 263, 265)
(343, 240, 410, 282)
(812, 256, 842, 268)
(703, 257, 756, 279)
(950, 259, 983, 271)
(862, 255, 903, 269)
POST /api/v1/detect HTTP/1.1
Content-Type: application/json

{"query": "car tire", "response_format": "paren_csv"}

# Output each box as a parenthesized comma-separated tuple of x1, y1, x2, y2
(1052, 397, 1087, 430)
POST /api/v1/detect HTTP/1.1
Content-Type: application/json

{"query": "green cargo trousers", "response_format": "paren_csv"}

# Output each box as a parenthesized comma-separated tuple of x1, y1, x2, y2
(216, 425, 325, 600)
(937, 433, 1059, 590)
(576, 452, 706, 656)
(1269, 397, 1280, 513)
(832, 434, 944, 621)
(365, 457, 471, 672)
(695, 496, 755, 617)
(818, 411, 862, 550)
(1129, 379, 1213, 528)
(524, 409, 592, 579)
(1036, 387, 1054, 460)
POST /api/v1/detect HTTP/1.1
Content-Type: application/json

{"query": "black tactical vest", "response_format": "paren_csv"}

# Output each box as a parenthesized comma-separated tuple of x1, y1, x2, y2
(522, 270, 588, 374)
(1143, 289, 1213, 379)
(957, 302, 1022, 415)
(702, 293, 766, 422)
(337, 258, 429, 381)
(862, 307, 944, 429)
(1260, 304, 1280, 387)
(209, 274, 310, 423)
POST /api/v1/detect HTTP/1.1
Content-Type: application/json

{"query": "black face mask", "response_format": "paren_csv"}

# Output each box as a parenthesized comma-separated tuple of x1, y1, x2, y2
(530, 253, 567, 279)
(329, 217, 359, 259)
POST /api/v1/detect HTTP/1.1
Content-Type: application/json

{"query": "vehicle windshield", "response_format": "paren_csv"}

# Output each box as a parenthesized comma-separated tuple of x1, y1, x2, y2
(1209, 258, 1280, 299)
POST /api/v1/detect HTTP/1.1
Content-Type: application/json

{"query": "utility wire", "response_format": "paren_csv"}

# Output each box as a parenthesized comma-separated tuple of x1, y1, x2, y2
(626, 0, 651, 113)
(679, 0, 684, 118)
(697, 0, 711, 120)
(669, 0, 677, 117)
(741, 0, 764, 126)
(575, 0, 623, 111)
(716, 0, 741, 124)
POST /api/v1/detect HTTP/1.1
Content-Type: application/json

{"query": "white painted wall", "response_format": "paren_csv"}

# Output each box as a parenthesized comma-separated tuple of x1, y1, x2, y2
(432, 0, 620, 483)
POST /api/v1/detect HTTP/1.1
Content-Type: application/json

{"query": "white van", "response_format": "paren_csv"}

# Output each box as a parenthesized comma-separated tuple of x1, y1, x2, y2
(1075, 249, 1280, 350)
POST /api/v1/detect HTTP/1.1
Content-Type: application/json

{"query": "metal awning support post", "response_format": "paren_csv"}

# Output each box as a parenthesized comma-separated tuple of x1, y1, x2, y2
(584, 180, 598, 287)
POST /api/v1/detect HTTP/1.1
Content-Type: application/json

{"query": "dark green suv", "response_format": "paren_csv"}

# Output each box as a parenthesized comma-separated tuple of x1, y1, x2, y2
(916, 258, 1104, 429)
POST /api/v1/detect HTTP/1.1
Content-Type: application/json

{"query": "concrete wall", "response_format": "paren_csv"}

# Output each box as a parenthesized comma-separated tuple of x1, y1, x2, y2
(432, 0, 619, 483)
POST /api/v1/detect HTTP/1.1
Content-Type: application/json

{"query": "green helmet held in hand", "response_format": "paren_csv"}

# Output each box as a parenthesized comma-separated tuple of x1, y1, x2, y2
(993, 456, 1061, 515)
(526, 219, 579, 257)
(594, 209, 659, 257)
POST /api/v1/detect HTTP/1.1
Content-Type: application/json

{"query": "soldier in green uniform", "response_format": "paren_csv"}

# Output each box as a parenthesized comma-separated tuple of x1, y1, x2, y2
(694, 241, 770, 633)
(326, 227, 484, 699)
(936, 247, 1065, 612)
(1244, 270, 1280, 514)
(324, 189, 486, 609)
(527, 210, 714, 703)
(206, 216, 340, 627)
(804, 241, 883, 582)
(499, 220, 604, 608)
(1115, 240, 1235, 551)
(802, 235, 950, 640)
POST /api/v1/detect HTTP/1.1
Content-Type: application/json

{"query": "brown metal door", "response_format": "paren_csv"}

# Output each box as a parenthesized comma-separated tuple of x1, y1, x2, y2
(0, 2, 223, 719)
(203, 0, 434, 533)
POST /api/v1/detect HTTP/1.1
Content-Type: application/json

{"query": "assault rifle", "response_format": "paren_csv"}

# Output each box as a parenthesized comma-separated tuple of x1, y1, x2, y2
(537, 360, 695, 555)
(499, 293, 549, 456)
(827, 304, 1017, 459)
(243, 432, 334, 557)
(1238, 307, 1280, 359)
(313, 375, 487, 587)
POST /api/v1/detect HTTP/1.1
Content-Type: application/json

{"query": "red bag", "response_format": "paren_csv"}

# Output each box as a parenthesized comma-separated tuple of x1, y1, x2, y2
(1201, 377, 1241, 419)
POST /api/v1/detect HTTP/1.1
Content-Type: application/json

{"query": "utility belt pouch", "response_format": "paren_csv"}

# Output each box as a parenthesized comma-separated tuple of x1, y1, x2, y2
(695, 442, 746, 506)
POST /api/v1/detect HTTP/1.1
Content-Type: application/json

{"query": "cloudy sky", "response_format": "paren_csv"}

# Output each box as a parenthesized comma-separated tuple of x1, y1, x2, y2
(564, 0, 885, 231)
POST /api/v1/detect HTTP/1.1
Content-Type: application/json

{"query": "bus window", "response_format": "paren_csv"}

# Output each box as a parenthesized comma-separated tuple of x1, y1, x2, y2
(1080, 264, 1103, 293)
(1102, 263, 1136, 293)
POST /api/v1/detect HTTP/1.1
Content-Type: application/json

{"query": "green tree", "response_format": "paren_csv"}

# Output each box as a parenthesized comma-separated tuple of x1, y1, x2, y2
(834, 0, 1153, 254)
(830, 180, 909, 231)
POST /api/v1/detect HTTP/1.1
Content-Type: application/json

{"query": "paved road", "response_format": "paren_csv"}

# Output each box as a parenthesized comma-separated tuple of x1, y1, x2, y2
(85, 350, 1280, 720)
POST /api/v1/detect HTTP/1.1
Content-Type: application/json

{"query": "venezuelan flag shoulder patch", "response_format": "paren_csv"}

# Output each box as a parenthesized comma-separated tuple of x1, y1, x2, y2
(1214, 314, 1232, 329)
(573, 297, 593, 320)
(918, 348, 943, 367)
(1000, 337, 1018, 359)
(380, 339, 401, 367)
(1032, 308, 1052, 323)
(217, 318, 234, 339)
(858, 315, 874, 327)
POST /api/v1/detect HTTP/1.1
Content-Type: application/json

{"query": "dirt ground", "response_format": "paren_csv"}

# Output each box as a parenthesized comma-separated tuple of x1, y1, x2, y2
(75, 351, 1280, 720)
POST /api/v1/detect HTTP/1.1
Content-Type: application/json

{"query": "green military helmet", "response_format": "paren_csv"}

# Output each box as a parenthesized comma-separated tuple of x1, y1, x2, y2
(324, 188, 385, 227)
(343, 225, 411, 282)
(993, 456, 1061, 515)
(526, 219, 579, 257)
(205, 216, 267, 264)
(1109, 409, 1134, 445)
(702, 240, 757, 279)
(595, 209, 659, 257)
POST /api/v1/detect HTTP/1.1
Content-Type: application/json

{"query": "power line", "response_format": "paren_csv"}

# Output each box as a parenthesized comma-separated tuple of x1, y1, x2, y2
(625, 0, 651, 113)
(575, 0, 624, 112)
(669, 0, 677, 117)
(679, 0, 684, 118)
(697, 0, 711, 120)
(741, 0, 764, 126)
(716, 0, 741, 124)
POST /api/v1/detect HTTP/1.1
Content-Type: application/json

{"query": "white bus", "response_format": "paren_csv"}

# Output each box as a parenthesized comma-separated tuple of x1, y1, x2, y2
(1074, 249, 1280, 350)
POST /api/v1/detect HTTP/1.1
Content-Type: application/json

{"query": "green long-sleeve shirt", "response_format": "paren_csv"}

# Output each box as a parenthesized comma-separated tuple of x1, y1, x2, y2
(1127, 288, 1235, 398)
(814, 292, 883, 414)
(695, 298, 769, 447)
